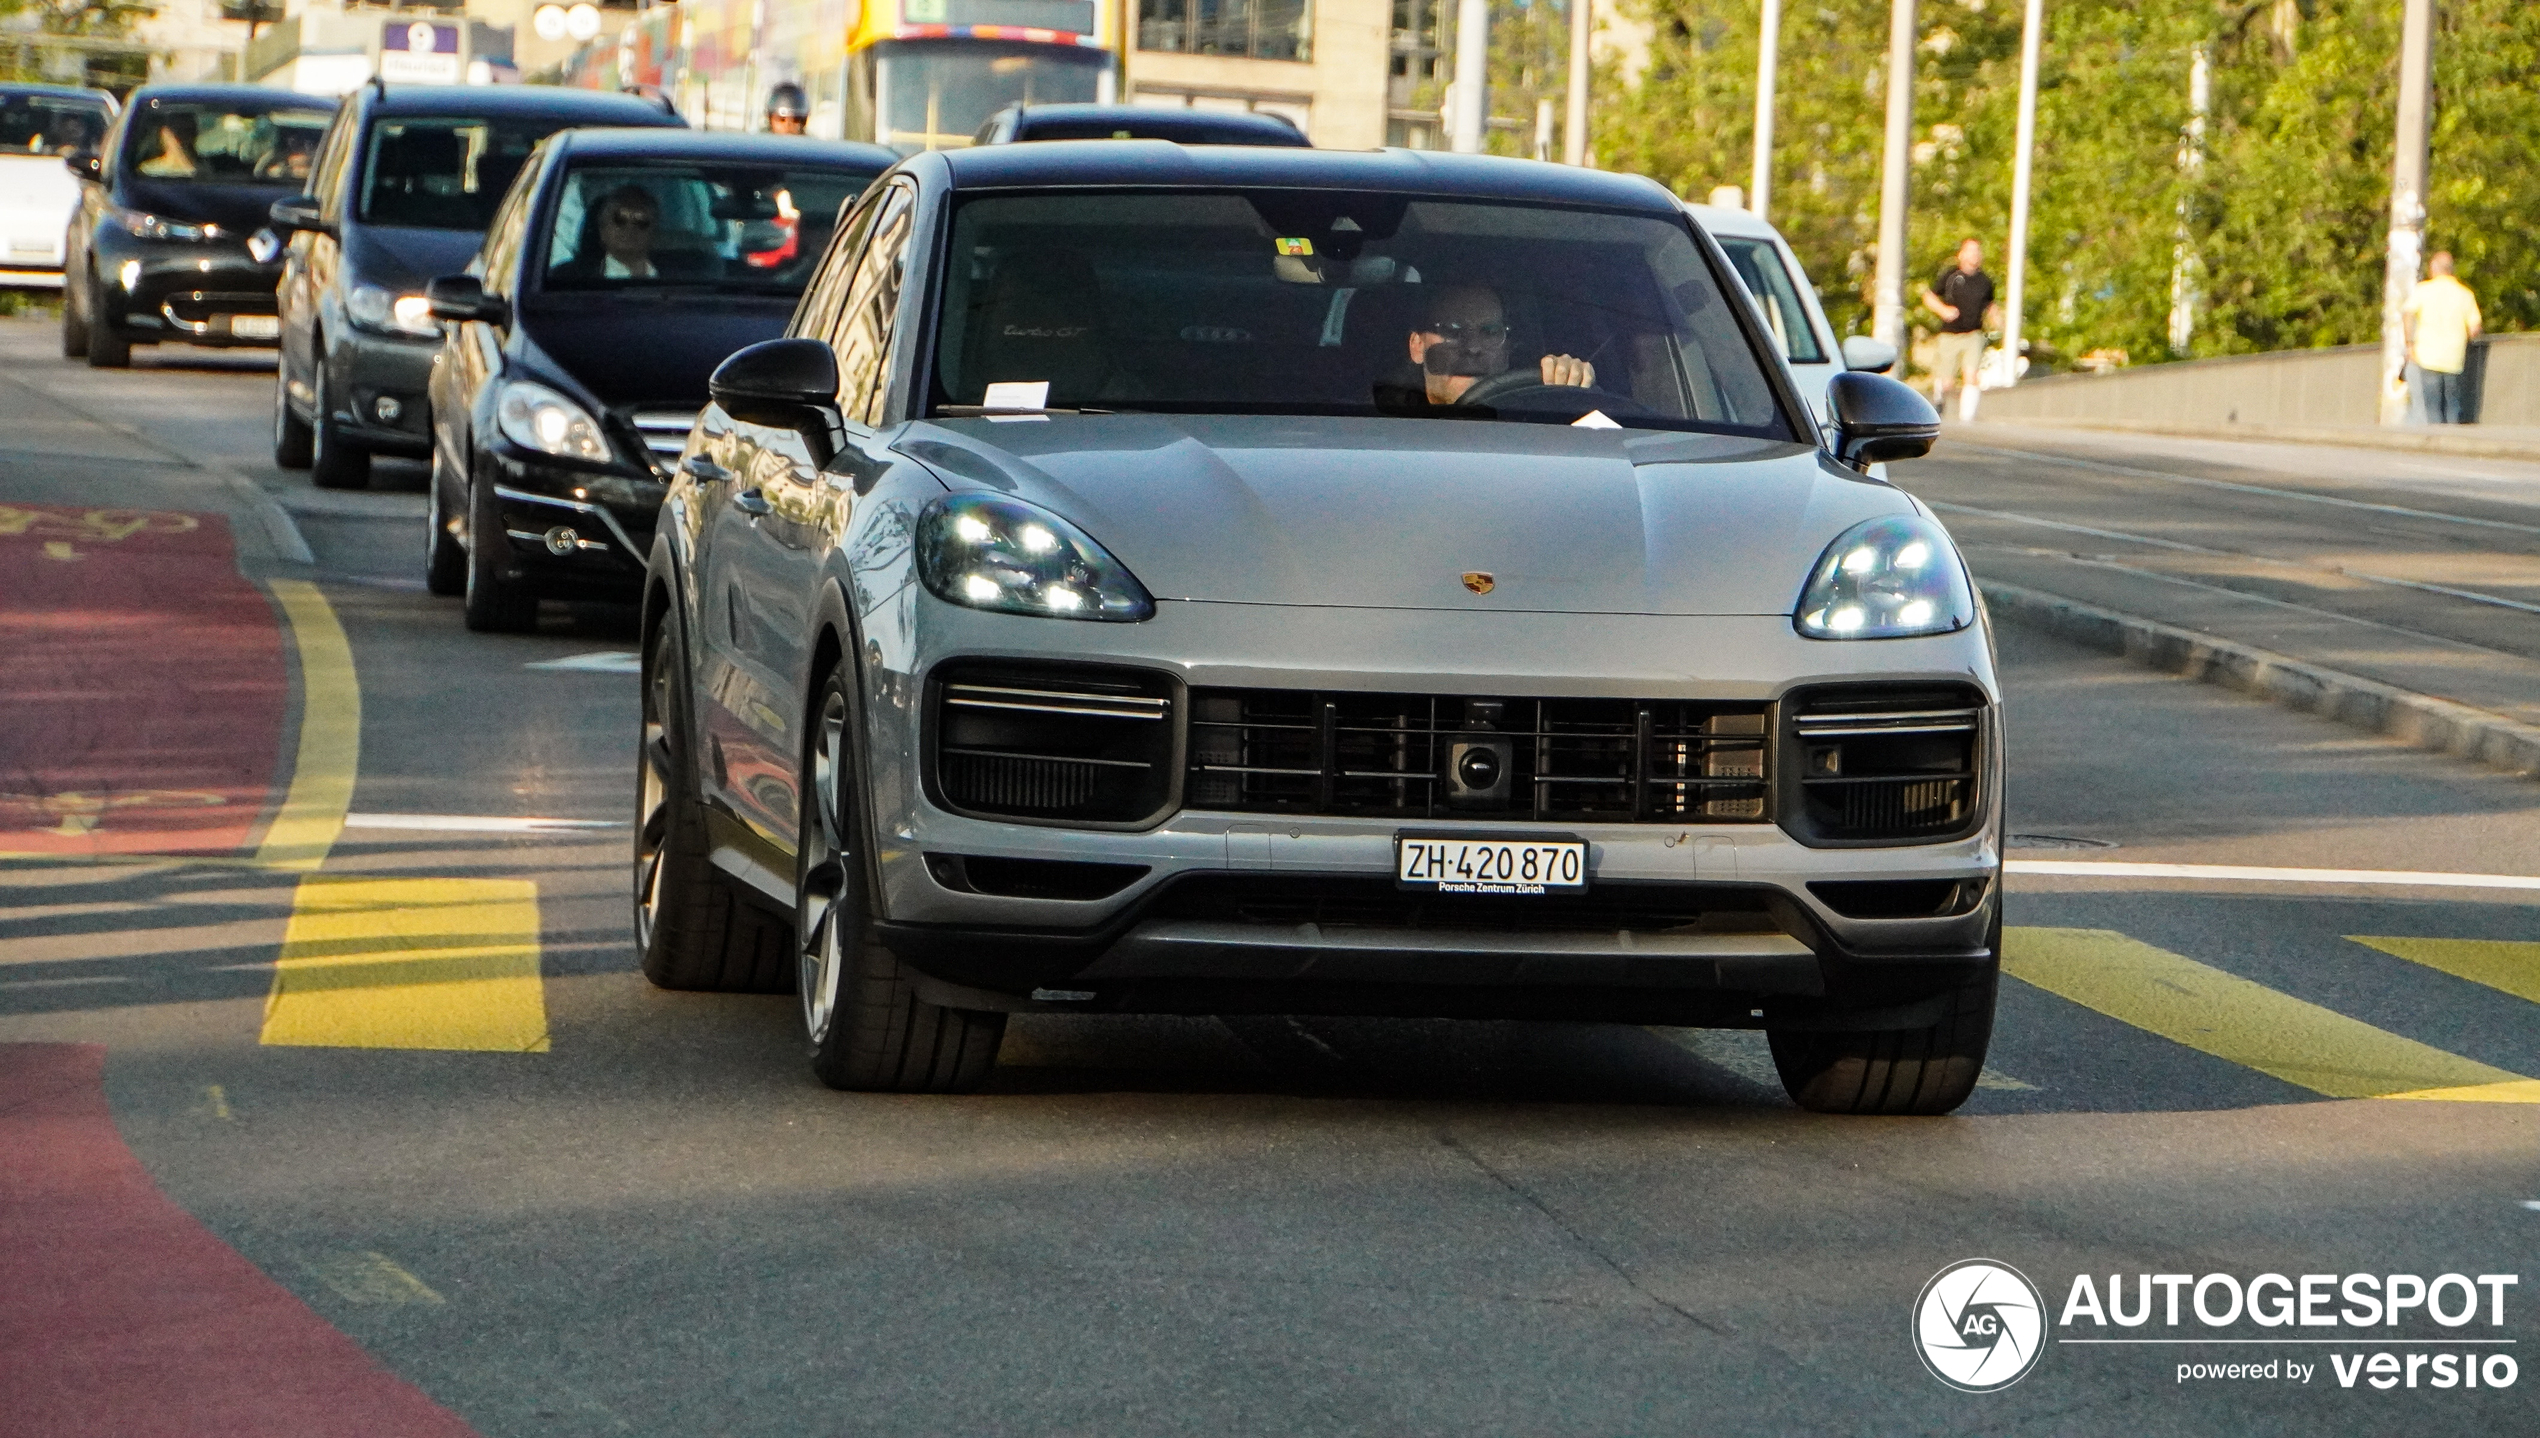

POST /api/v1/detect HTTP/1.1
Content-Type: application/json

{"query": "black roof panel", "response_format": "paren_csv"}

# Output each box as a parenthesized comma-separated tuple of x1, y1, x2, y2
(932, 143, 1681, 215)
(357, 84, 679, 125)
(550, 127, 896, 171)
(123, 83, 339, 112)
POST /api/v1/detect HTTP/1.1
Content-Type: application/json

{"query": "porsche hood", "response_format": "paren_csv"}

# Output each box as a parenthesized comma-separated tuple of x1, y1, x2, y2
(895, 414, 1926, 617)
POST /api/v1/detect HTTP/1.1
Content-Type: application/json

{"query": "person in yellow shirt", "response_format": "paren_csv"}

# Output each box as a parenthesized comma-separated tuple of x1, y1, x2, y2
(2403, 252, 2483, 424)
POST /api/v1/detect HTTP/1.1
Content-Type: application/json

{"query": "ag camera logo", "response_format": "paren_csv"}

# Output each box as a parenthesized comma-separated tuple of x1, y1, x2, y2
(1915, 1259, 2048, 1392)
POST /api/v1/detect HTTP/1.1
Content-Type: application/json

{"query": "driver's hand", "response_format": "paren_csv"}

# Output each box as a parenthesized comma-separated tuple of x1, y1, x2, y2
(1539, 354, 1595, 388)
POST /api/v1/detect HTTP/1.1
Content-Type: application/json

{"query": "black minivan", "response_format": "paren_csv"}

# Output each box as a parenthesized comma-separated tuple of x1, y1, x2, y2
(60, 85, 336, 367)
(264, 82, 680, 488)
(422, 126, 892, 631)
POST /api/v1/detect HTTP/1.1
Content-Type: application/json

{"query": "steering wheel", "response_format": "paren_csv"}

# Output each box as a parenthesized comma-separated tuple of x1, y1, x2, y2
(1453, 370, 1648, 422)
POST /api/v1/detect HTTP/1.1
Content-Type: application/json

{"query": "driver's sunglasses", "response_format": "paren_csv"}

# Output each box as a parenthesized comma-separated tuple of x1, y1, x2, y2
(606, 212, 655, 230)
(1426, 319, 1508, 342)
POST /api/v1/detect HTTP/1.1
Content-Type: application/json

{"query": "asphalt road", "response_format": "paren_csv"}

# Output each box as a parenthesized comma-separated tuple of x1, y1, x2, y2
(2, 320, 2535, 1437)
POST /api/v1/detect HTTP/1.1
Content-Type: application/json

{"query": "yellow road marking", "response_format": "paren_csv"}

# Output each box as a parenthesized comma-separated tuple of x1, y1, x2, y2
(261, 877, 549, 1052)
(2003, 927, 2535, 1102)
(2347, 936, 2540, 1007)
(255, 579, 360, 871)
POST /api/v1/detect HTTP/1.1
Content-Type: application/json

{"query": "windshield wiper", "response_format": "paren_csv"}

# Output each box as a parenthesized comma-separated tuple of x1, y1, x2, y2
(934, 404, 1118, 417)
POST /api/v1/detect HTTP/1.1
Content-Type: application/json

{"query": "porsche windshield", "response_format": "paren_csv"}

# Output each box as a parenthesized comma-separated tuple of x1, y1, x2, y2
(929, 189, 1794, 436)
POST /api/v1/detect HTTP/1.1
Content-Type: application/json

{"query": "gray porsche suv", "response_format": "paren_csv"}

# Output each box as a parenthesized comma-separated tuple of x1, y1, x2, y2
(265, 83, 678, 488)
(639, 142, 1996, 1113)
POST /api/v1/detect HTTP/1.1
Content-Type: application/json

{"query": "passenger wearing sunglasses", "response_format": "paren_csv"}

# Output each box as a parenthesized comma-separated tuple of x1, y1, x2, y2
(1406, 283, 1595, 405)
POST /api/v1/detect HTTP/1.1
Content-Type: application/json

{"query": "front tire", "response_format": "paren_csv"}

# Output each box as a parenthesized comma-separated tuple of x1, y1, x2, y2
(274, 359, 313, 469)
(635, 619, 790, 992)
(798, 663, 1004, 1093)
(308, 360, 370, 489)
(423, 462, 464, 595)
(85, 277, 129, 368)
(61, 276, 89, 358)
(1768, 954, 1998, 1116)
(461, 477, 538, 632)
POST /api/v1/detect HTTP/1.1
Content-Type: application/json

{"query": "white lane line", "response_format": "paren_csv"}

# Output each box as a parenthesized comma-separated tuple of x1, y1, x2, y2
(1936, 500, 2540, 616)
(526, 651, 643, 673)
(2010, 860, 2540, 892)
(342, 814, 625, 833)
(1945, 441, 2540, 537)
(0, 975, 135, 989)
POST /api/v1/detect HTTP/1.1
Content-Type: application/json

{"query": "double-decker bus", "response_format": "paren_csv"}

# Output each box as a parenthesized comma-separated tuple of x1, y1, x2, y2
(559, 0, 1113, 152)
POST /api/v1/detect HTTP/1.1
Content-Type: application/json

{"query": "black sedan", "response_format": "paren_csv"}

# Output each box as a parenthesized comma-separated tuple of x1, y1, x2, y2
(423, 127, 893, 631)
(60, 84, 335, 367)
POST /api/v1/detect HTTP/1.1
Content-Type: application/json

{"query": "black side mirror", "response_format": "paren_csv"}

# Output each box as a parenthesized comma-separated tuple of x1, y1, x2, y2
(424, 274, 506, 326)
(65, 149, 102, 182)
(1826, 371, 1940, 469)
(267, 194, 328, 235)
(710, 338, 844, 459)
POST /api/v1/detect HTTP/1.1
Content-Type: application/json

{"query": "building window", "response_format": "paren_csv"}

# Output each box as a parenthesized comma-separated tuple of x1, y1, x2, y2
(1138, 0, 1312, 63)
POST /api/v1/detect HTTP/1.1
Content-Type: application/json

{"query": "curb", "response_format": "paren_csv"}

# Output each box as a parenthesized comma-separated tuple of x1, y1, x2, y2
(1981, 580, 2540, 783)
(1967, 414, 2540, 463)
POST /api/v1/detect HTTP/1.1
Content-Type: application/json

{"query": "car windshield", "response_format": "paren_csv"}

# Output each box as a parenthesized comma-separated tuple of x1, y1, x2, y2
(358, 116, 571, 230)
(541, 161, 881, 293)
(119, 102, 331, 185)
(1, 92, 110, 156)
(929, 189, 1794, 436)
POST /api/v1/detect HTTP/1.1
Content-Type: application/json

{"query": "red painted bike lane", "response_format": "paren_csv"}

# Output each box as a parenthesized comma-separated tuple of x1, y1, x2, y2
(0, 501, 289, 855)
(0, 1045, 482, 1437)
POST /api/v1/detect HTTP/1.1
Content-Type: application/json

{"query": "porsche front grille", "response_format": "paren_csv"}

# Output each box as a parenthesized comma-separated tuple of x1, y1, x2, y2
(928, 665, 1178, 826)
(1784, 685, 1985, 844)
(1184, 690, 1772, 824)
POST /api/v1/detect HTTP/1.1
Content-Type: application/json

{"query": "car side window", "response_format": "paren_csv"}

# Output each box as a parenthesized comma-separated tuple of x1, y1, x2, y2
(828, 185, 915, 427)
(789, 191, 881, 344)
(476, 152, 540, 294)
(311, 110, 356, 215)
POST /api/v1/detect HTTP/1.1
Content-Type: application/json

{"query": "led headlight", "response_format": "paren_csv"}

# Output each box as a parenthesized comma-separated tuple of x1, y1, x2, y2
(1795, 514, 1975, 639)
(495, 379, 611, 463)
(112, 206, 213, 242)
(914, 494, 1154, 622)
(347, 282, 439, 337)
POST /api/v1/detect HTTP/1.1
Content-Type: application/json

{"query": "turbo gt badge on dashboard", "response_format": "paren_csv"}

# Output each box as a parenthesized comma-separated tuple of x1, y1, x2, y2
(1461, 571, 1495, 594)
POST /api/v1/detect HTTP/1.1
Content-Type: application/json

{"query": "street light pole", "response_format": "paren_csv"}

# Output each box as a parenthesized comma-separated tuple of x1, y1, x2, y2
(1750, 0, 1780, 220)
(1564, 0, 1591, 165)
(1450, 0, 1490, 154)
(1871, 0, 1916, 347)
(2378, 0, 2435, 425)
(2000, 0, 2042, 386)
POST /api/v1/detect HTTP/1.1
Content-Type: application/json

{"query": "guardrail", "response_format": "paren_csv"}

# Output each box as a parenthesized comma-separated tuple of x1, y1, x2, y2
(1980, 332, 2537, 428)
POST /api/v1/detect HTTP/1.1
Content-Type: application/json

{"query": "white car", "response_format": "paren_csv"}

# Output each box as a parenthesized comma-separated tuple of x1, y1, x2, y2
(0, 84, 114, 290)
(1685, 201, 1897, 427)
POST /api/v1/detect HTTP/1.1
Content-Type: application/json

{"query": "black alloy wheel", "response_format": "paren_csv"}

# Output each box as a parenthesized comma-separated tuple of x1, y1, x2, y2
(61, 275, 88, 358)
(84, 274, 129, 368)
(798, 662, 1005, 1093)
(273, 360, 313, 469)
(422, 458, 464, 595)
(1767, 906, 2001, 1116)
(308, 358, 370, 489)
(461, 476, 538, 632)
(634, 619, 789, 992)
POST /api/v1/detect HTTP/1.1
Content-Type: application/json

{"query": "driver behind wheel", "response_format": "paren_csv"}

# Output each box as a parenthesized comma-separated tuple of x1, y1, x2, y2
(1406, 284, 1595, 404)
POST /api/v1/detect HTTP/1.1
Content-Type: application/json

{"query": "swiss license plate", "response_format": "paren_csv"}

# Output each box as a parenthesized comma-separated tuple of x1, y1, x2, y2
(229, 314, 279, 339)
(1396, 833, 1588, 895)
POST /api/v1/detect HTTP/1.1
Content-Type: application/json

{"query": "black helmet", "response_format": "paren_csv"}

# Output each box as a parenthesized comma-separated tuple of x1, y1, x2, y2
(766, 82, 809, 121)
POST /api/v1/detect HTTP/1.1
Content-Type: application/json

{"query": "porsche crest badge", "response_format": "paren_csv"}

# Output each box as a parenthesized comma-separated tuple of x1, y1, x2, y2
(1461, 571, 1495, 595)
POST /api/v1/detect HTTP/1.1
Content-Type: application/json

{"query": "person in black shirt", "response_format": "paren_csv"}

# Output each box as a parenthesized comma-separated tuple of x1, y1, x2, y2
(1921, 237, 1998, 419)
